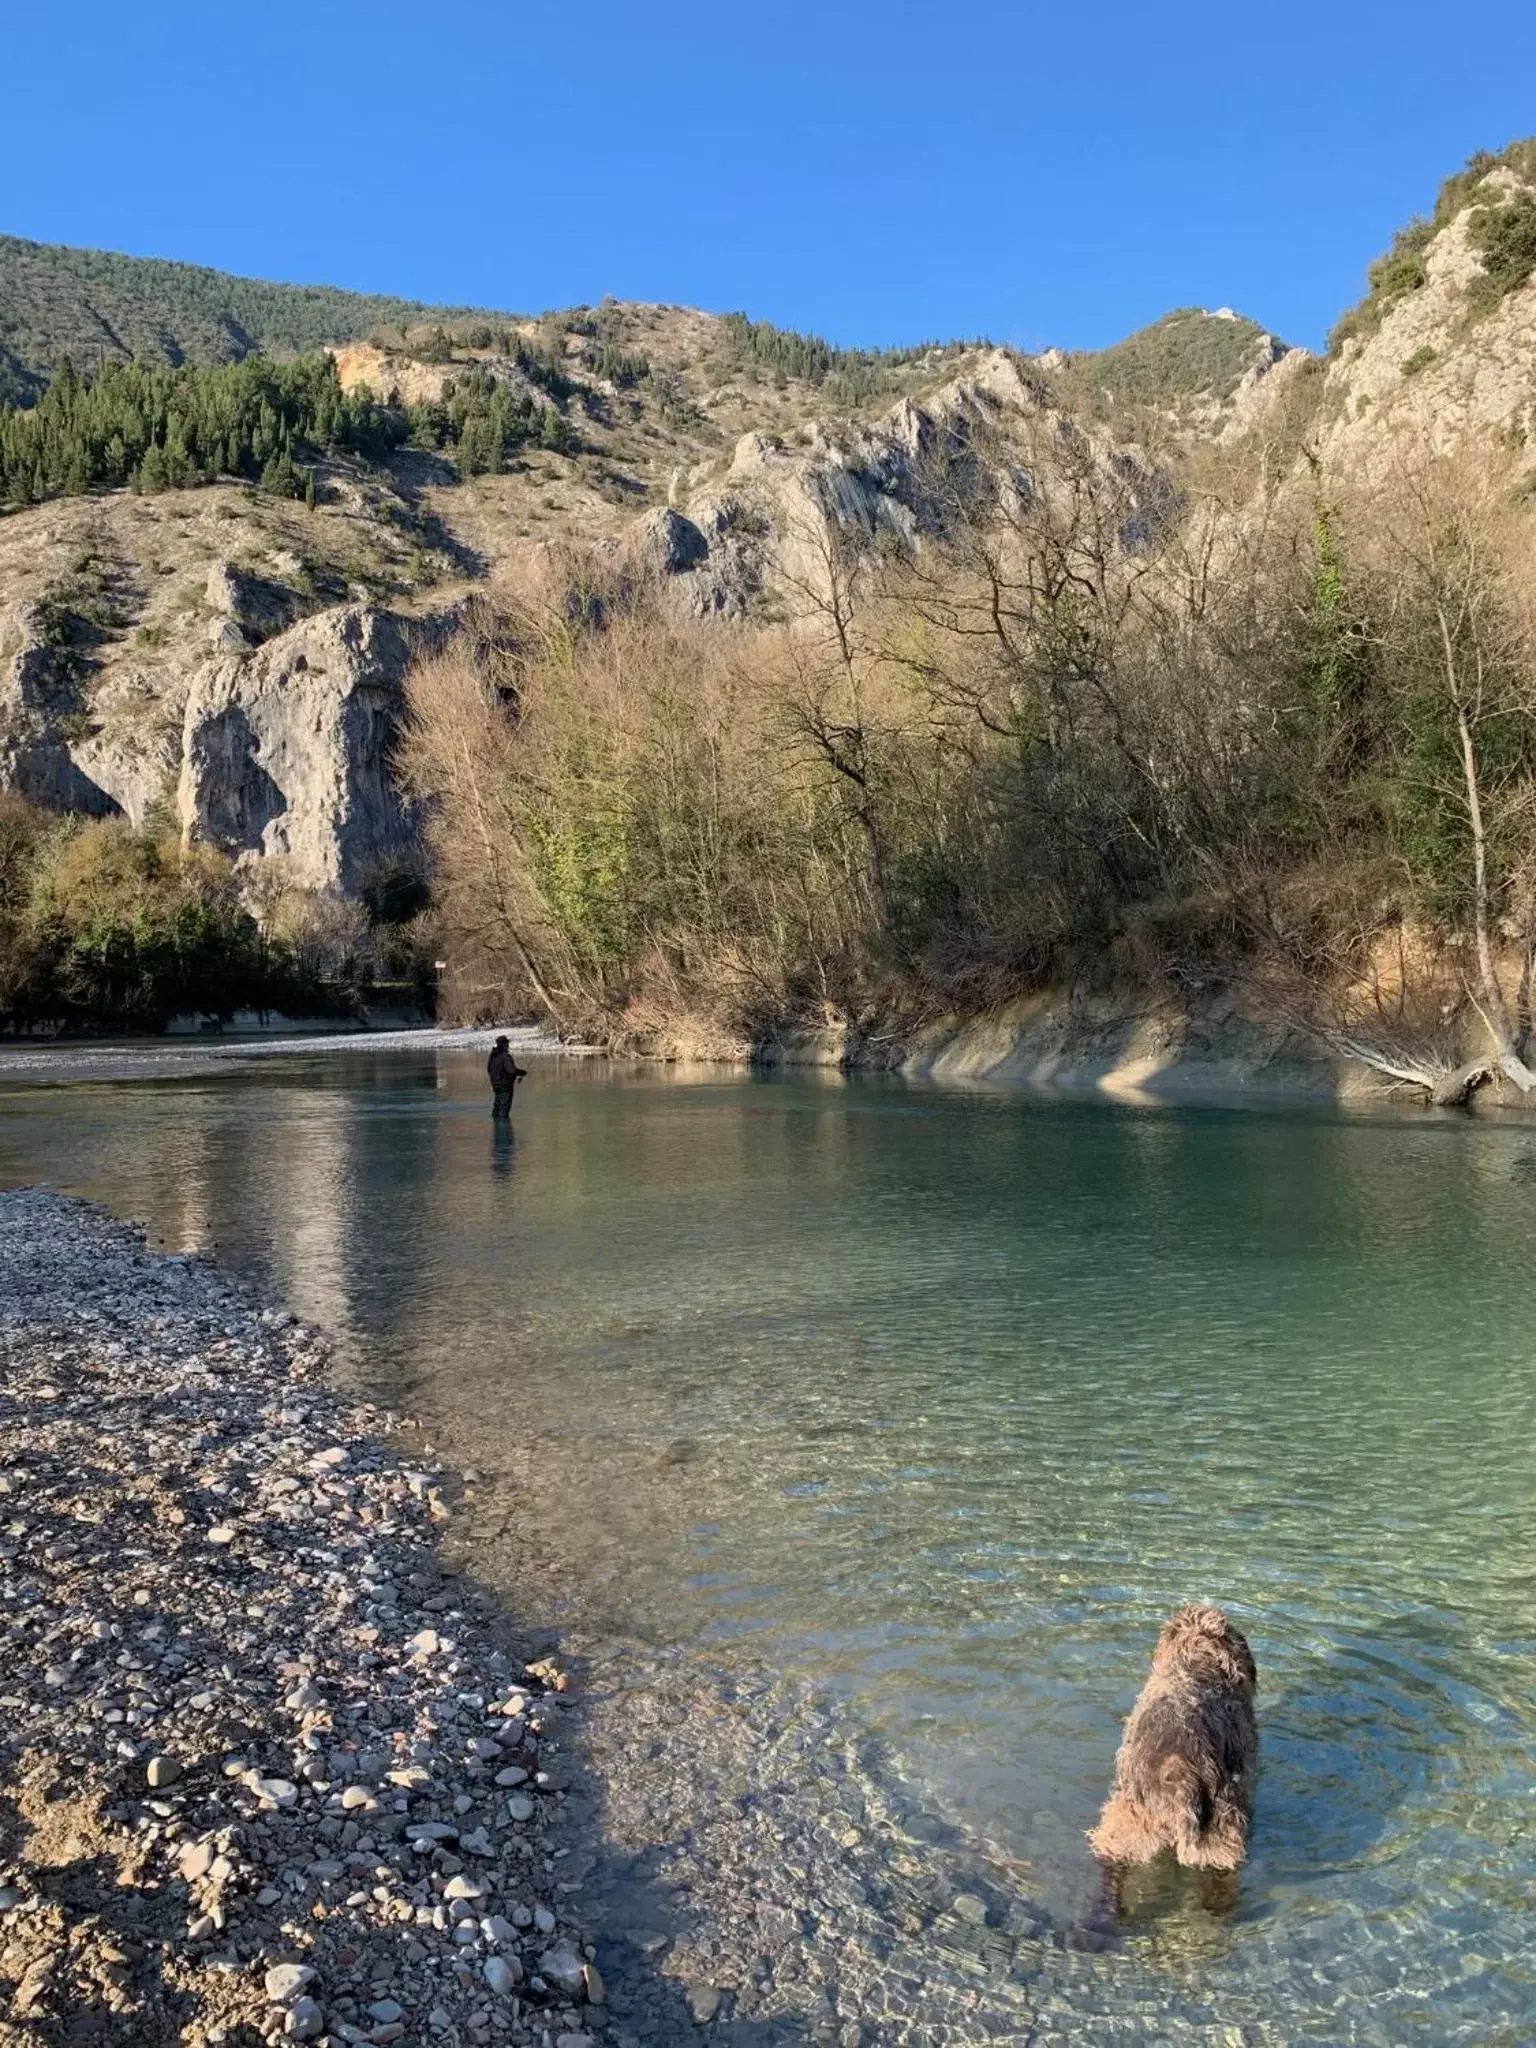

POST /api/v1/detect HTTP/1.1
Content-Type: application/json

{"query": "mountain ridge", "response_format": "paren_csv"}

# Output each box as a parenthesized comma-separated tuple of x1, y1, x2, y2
(0, 227, 1290, 425)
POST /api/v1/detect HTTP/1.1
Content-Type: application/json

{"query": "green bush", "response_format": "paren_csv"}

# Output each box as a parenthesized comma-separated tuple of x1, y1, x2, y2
(0, 804, 330, 1030)
(1329, 220, 1434, 351)
(1466, 191, 1536, 310)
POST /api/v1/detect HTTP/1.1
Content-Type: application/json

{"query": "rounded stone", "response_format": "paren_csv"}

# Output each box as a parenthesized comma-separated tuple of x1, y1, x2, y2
(483, 1955, 522, 1994)
(264, 1962, 317, 2004)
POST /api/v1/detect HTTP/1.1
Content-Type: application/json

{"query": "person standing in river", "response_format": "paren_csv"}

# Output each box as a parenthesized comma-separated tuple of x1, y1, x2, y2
(486, 1035, 527, 1120)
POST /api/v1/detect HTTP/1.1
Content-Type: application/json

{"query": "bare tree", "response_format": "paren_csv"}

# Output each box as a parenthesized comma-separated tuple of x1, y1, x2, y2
(1367, 455, 1536, 1097)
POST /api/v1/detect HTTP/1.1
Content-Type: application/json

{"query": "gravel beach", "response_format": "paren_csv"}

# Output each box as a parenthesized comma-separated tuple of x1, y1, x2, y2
(0, 1189, 603, 2048)
(0, 1188, 1065, 2047)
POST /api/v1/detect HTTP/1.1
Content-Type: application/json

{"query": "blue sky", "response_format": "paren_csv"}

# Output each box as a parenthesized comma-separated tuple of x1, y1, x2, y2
(6, 1, 1535, 354)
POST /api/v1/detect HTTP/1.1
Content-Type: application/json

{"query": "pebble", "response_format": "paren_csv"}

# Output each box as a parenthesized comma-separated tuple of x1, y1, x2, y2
(266, 1963, 318, 2003)
(285, 1994, 324, 2039)
(145, 1754, 181, 1788)
(483, 1955, 521, 1994)
(687, 1982, 722, 2024)
(539, 1946, 586, 1997)
(506, 1795, 535, 1822)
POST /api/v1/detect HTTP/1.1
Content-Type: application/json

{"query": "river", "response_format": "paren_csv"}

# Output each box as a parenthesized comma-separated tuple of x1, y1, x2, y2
(4, 1048, 1535, 2042)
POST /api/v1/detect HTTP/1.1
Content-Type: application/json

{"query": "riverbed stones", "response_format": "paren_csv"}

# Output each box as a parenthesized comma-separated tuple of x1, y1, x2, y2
(0, 1181, 1067, 2046)
(0, 1190, 606, 2048)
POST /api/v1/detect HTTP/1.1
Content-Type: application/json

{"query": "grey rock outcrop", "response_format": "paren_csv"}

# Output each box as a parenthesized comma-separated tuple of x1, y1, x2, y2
(628, 506, 710, 579)
(649, 347, 1156, 625)
(178, 603, 455, 892)
(0, 601, 119, 815)
(1317, 168, 1536, 477)
(204, 557, 296, 647)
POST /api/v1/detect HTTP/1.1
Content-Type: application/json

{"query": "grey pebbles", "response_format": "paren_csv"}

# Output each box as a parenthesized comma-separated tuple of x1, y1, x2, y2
(0, 1189, 603, 2046)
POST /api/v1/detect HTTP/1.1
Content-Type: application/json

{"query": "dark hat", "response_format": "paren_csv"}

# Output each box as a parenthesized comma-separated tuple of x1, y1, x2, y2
(494, 1035, 509, 1047)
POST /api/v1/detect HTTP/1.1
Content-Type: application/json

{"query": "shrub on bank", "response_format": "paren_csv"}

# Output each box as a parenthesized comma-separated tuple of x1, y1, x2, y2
(0, 803, 363, 1032)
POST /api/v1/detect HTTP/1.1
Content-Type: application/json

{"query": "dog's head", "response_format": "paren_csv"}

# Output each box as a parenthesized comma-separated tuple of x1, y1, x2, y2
(1152, 1604, 1257, 1693)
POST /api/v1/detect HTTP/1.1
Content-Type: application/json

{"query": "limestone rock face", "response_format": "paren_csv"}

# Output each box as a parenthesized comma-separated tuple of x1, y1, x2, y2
(204, 558, 295, 646)
(629, 506, 710, 579)
(178, 603, 454, 892)
(1318, 170, 1536, 477)
(656, 347, 1153, 624)
(1216, 336, 1318, 444)
(0, 601, 119, 814)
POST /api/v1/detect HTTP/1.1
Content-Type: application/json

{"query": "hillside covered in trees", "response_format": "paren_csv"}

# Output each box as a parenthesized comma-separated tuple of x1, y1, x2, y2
(0, 233, 505, 406)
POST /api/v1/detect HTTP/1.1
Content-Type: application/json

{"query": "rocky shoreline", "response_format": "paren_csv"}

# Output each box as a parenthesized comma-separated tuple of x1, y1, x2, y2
(0, 1189, 604, 2047)
(0, 1187, 1092, 2048)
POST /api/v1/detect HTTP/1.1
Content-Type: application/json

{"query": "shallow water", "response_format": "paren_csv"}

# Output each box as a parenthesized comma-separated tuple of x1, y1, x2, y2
(6, 1053, 1536, 2040)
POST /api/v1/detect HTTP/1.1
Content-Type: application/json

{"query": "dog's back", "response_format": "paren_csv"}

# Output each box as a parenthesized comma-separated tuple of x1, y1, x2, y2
(1089, 1604, 1258, 1871)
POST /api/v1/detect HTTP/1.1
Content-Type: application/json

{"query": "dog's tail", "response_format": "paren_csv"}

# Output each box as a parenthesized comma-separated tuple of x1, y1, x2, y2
(1161, 1757, 1249, 1870)
(1160, 1756, 1212, 1865)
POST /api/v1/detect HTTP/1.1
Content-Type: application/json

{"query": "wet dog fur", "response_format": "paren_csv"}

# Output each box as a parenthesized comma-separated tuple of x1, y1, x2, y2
(1089, 1604, 1258, 1873)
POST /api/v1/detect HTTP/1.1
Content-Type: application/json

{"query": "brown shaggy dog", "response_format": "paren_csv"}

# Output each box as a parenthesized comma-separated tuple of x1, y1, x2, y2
(1089, 1604, 1258, 1872)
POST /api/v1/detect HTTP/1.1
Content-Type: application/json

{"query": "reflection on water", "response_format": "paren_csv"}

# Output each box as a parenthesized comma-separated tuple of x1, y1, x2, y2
(6, 1055, 1536, 2040)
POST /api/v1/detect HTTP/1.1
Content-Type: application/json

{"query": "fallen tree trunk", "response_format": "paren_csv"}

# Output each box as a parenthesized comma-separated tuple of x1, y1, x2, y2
(1304, 1025, 1493, 1107)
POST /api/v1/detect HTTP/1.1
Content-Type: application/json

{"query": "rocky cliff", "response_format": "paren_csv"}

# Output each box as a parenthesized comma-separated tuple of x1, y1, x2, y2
(1317, 145, 1536, 477)
(0, 337, 1158, 891)
(6, 152, 1536, 903)
(178, 602, 457, 891)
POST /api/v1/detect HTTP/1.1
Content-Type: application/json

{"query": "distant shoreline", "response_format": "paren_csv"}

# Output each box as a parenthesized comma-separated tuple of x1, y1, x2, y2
(0, 1024, 579, 1088)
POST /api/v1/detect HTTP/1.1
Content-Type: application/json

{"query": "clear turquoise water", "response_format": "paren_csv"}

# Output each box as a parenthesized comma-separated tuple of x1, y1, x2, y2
(6, 1053, 1536, 2039)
